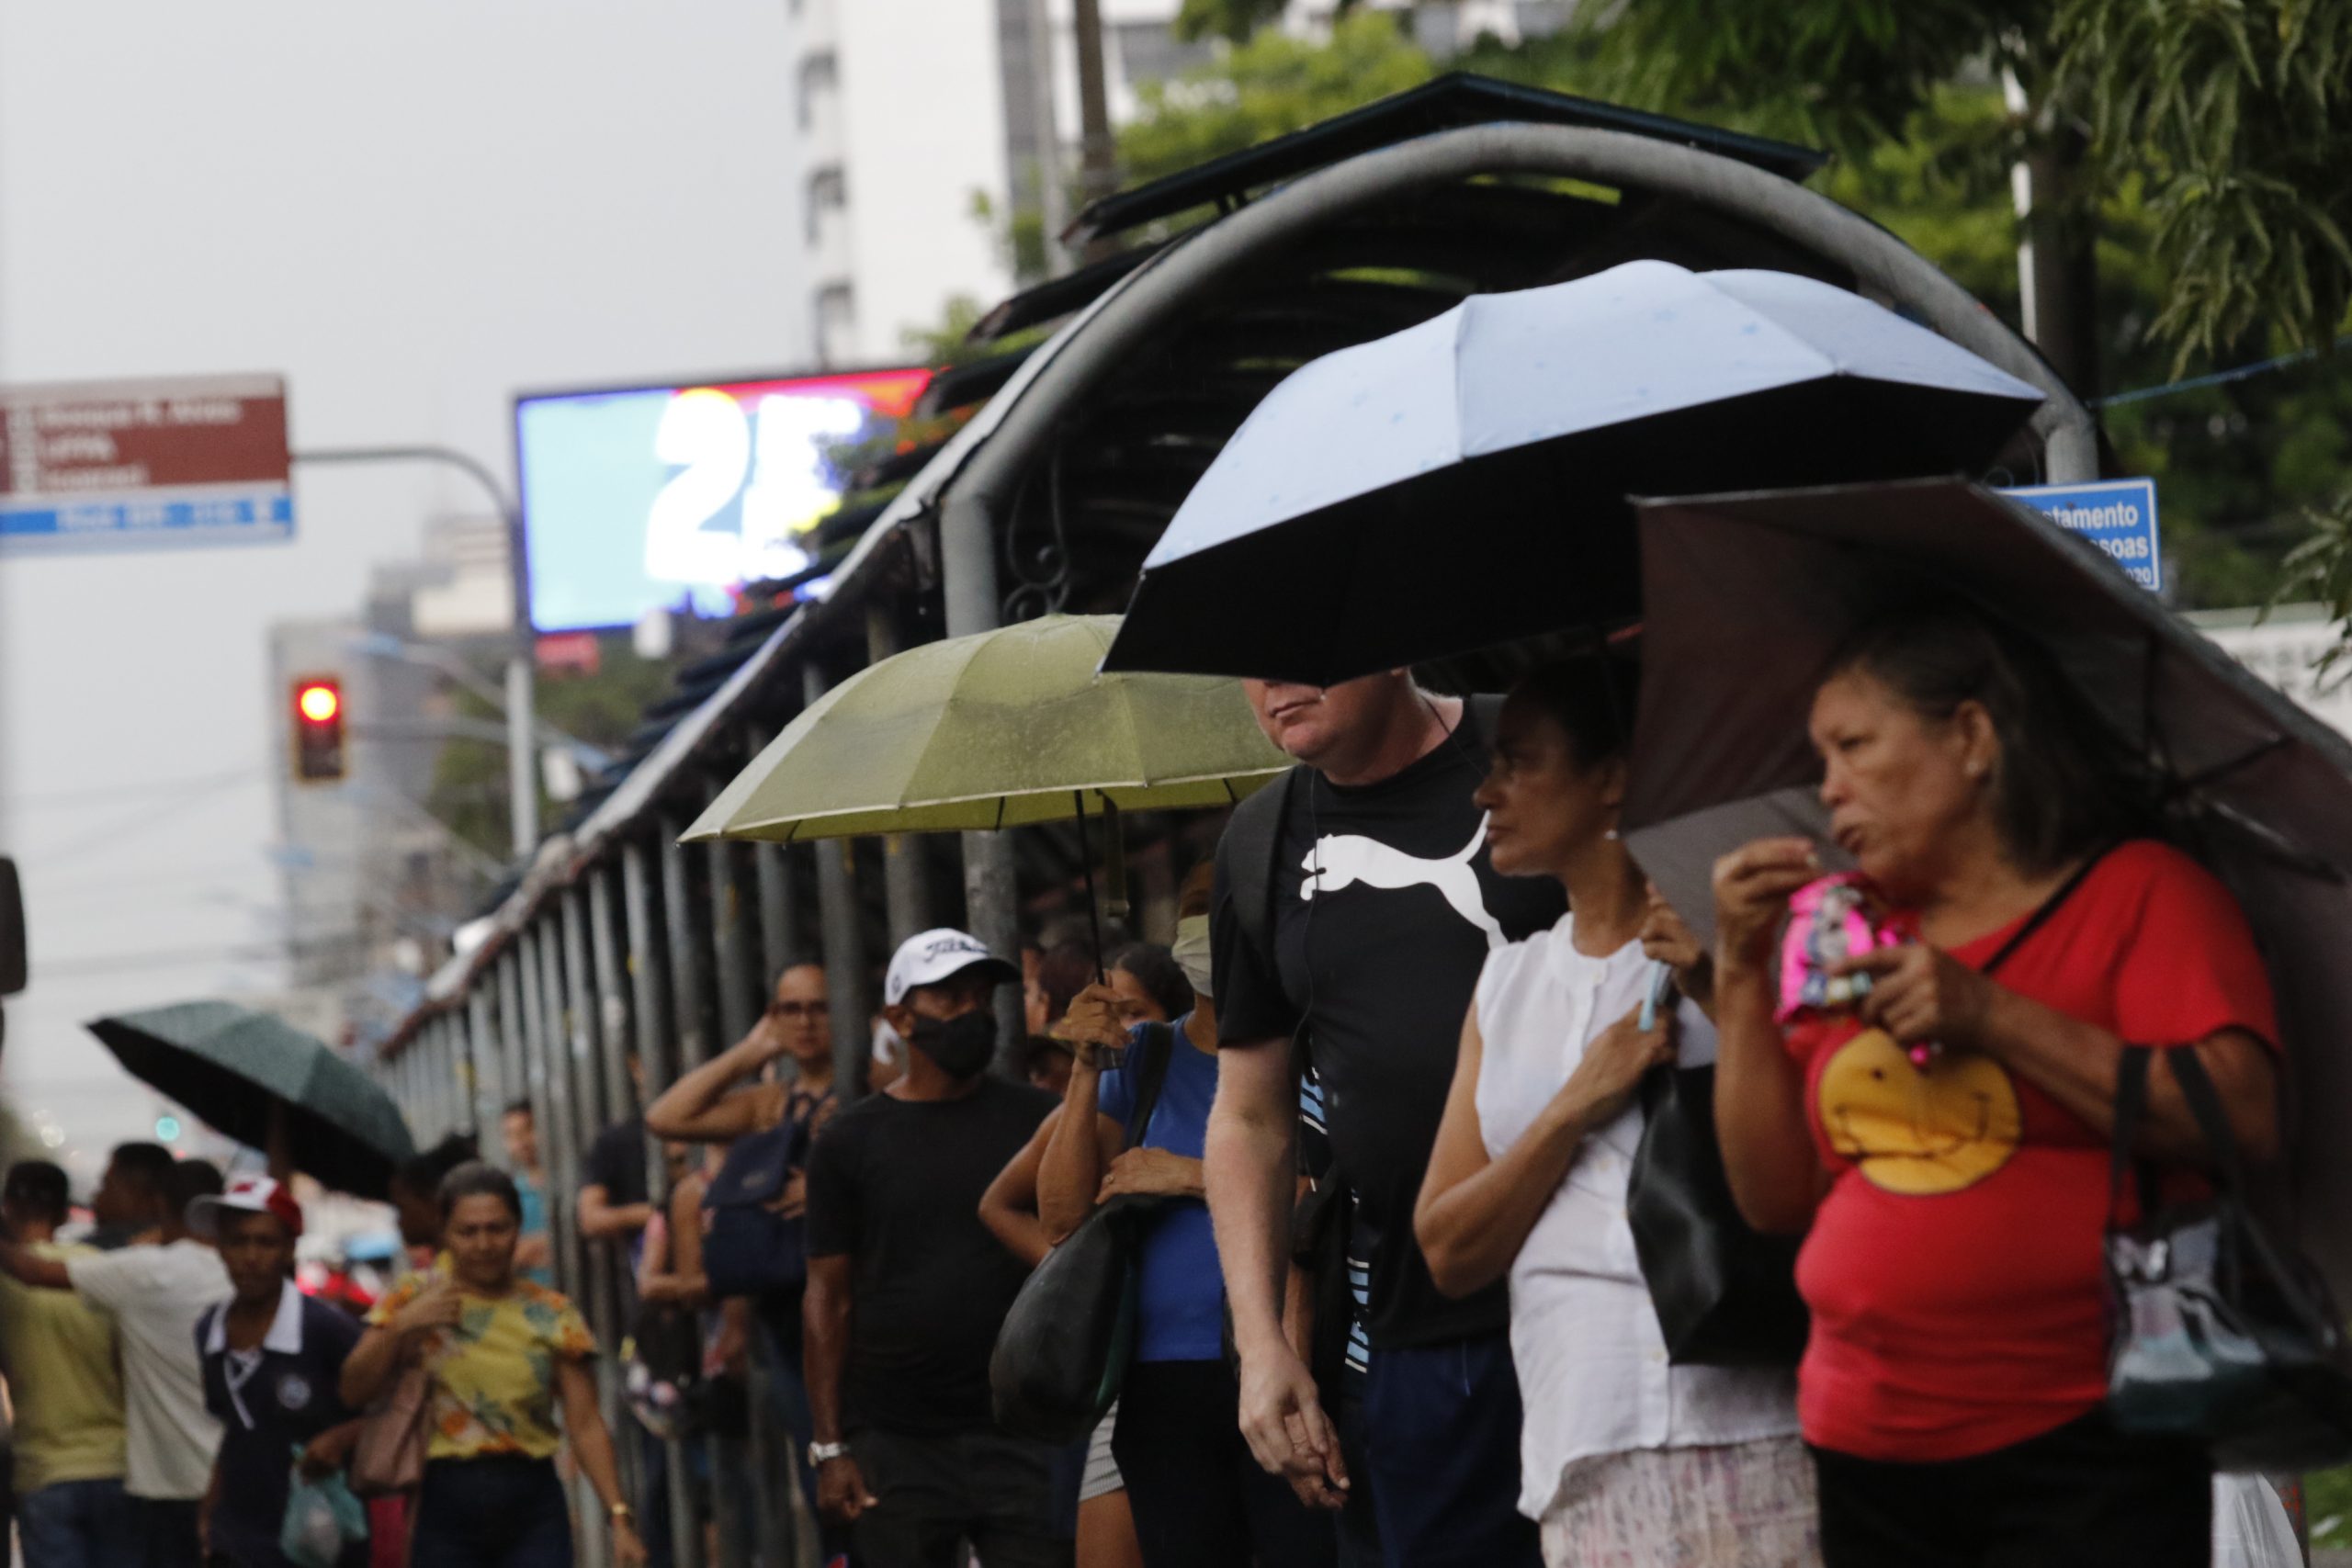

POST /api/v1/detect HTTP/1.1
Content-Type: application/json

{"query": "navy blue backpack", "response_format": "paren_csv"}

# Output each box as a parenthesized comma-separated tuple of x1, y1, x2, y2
(701, 1104, 815, 1302)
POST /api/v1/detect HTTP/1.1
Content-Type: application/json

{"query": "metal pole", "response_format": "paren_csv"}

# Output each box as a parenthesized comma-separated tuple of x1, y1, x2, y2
(469, 987, 503, 1160)
(562, 886, 631, 1518)
(532, 919, 586, 1303)
(289, 444, 539, 856)
(499, 948, 545, 1194)
(803, 662, 875, 1100)
(660, 820, 712, 1075)
(450, 1010, 479, 1140)
(705, 835, 792, 1566)
(935, 513, 1025, 1074)
(866, 605, 931, 947)
(754, 837, 796, 979)
(622, 837, 703, 1568)
(709, 840, 756, 1047)
(661, 816, 748, 1568)
(536, 912, 608, 1568)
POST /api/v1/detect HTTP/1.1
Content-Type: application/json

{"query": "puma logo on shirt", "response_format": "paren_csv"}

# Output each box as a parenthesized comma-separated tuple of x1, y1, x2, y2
(1300, 816, 1509, 950)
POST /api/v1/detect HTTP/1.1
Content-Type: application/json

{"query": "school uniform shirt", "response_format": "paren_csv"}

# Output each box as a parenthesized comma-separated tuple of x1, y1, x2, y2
(198, 1282, 366, 1568)
(1476, 923, 1797, 1519)
(367, 1269, 594, 1461)
(66, 1238, 230, 1499)
(1785, 840, 2278, 1461)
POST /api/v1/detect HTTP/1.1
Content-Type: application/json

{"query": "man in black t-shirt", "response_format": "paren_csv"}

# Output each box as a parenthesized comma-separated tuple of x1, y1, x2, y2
(578, 1052, 655, 1247)
(1210, 672, 1562, 1568)
(803, 928, 1067, 1568)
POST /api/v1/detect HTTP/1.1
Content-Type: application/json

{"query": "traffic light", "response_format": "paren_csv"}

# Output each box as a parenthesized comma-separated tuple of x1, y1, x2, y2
(291, 676, 345, 783)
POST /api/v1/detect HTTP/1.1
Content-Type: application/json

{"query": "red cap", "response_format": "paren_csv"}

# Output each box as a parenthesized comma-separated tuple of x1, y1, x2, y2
(188, 1174, 303, 1240)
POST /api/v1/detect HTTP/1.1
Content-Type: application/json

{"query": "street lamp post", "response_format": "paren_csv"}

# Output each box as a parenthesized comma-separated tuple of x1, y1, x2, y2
(292, 444, 540, 858)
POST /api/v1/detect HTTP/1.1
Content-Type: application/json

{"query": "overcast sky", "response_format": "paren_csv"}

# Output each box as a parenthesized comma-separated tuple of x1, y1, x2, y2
(0, 2, 821, 1183)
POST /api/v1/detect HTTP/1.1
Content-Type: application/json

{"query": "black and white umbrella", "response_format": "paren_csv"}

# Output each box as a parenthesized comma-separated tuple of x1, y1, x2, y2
(1102, 260, 2045, 685)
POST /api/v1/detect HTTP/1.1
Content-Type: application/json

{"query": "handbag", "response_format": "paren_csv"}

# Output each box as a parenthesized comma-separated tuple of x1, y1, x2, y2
(701, 1108, 813, 1302)
(2104, 1043, 2352, 1472)
(1627, 1030, 1810, 1366)
(347, 1362, 432, 1498)
(989, 1022, 1176, 1444)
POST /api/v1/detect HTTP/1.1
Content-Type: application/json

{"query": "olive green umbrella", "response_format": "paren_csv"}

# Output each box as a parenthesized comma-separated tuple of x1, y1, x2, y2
(683, 615, 1290, 843)
(683, 615, 1291, 961)
(87, 1000, 417, 1199)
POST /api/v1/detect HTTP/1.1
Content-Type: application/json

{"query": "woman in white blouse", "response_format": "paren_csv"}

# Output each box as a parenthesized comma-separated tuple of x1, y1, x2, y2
(1414, 658, 1817, 1568)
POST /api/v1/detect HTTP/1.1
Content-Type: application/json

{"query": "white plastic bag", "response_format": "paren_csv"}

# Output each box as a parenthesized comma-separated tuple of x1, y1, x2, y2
(2212, 1473, 2302, 1568)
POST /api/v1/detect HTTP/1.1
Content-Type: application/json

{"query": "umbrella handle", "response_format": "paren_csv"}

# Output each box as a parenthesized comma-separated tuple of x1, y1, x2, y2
(1074, 791, 1106, 980)
(266, 1100, 292, 1184)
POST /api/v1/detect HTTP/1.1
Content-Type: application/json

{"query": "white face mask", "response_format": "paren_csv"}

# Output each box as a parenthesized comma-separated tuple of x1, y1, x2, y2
(1171, 915, 1214, 999)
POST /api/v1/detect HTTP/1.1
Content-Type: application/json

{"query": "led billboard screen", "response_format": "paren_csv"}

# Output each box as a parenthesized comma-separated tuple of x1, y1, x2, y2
(515, 367, 933, 633)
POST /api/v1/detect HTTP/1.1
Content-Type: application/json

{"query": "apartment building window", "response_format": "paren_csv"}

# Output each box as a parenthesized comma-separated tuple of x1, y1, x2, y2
(815, 284, 856, 368)
(806, 164, 847, 247)
(797, 50, 838, 131)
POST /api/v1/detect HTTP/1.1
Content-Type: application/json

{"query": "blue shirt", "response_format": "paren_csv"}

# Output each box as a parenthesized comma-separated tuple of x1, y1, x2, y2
(514, 1171, 553, 1288)
(1097, 1020, 1225, 1363)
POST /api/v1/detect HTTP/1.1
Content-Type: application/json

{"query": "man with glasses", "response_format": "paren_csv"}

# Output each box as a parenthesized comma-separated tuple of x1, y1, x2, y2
(648, 962, 842, 1557)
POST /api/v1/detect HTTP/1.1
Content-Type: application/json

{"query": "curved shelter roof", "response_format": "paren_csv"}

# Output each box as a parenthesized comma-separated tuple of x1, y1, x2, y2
(388, 73, 2095, 1051)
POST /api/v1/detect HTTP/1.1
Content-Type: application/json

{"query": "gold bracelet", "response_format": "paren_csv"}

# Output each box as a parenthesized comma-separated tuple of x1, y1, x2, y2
(608, 1502, 635, 1524)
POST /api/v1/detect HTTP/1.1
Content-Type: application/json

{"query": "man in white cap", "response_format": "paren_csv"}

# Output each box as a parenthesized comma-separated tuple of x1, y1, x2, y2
(801, 928, 1069, 1567)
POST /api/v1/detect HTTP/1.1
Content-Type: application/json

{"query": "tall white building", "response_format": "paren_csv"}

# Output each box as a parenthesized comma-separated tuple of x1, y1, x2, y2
(785, 0, 1557, 367)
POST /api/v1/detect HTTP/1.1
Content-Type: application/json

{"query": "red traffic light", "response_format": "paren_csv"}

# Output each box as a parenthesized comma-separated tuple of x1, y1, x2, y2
(290, 676, 346, 784)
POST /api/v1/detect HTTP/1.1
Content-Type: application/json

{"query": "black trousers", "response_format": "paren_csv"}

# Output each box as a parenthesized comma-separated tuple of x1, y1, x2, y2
(850, 1426, 1070, 1568)
(1812, 1410, 2212, 1568)
(1112, 1359, 1339, 1568)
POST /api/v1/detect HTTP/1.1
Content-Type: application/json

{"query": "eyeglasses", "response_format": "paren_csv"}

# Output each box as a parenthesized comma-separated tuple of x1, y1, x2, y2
(768, 999, 831, 1020)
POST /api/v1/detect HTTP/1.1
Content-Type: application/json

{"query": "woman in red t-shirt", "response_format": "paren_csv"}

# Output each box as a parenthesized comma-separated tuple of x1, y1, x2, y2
(1709, 602, 2280, 1568)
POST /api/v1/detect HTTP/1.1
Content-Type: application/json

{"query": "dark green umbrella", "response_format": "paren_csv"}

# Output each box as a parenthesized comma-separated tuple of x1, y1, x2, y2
(87, 1001, 416, 1199)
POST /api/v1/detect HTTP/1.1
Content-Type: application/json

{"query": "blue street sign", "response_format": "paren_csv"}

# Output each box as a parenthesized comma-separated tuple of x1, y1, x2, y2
(0, 491, 293, 551)
(1998, 478, 2161, 592)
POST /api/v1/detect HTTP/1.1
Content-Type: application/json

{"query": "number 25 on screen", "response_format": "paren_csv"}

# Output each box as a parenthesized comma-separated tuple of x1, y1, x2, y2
(645, 388, 867, 587)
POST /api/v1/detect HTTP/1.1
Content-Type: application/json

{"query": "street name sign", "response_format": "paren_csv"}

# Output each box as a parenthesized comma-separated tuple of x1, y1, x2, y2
(0, 372, 293, 554)
(1998, 477, 2161, 592)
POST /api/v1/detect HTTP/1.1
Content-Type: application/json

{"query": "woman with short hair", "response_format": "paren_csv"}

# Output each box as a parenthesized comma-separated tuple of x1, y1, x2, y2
(342, 1162, 646, 1568)
(1711, 601, 2281, 1567)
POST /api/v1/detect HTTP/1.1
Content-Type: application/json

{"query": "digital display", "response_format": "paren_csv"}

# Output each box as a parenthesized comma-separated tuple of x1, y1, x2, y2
(515, 367, 933, 633)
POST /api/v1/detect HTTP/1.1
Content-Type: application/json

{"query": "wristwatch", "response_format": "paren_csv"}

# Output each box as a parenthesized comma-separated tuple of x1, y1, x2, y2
(808, 1439, 851, 1466)
(607, 1502, 635, 1525)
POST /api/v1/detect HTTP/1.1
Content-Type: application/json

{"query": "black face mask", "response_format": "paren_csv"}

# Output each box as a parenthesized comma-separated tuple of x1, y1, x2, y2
(910, 1009, 996, 1079)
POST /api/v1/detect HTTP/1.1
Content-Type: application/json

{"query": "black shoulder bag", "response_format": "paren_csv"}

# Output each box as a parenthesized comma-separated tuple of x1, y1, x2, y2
(1629, 847, 2112, 1366)
(2105, 1043, 2352, 1471)
(989, 1021, 1178, 1444)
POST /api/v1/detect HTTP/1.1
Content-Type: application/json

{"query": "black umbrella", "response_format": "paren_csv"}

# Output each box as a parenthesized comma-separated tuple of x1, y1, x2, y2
(88, 1000, 417, 1199)
(1618, 478, 2352, 1296)
(1102, 260, 2046, 685)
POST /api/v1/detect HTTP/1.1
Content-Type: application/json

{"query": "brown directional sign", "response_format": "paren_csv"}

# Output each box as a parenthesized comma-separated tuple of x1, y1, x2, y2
(0, 373, 293, 552)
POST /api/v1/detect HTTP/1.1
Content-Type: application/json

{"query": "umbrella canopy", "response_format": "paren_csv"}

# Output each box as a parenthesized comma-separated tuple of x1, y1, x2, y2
(682, 614, 1291, 844)
(1102, 260, 2045, 686)
(87, 1000, 417, 1199)
(1618, 478, 2352, 1296)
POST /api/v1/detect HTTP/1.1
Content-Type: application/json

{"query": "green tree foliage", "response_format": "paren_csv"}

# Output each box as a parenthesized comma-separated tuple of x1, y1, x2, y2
(425, 639, 676, 859)
(1120, 13, 1436, 185)
(2054, 0, 2352, 370)
(1113, 11, 2349, 610)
